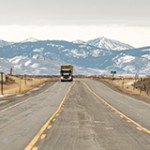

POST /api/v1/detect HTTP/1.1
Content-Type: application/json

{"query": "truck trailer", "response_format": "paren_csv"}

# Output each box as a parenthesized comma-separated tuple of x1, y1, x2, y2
(60, 65, 73, 81)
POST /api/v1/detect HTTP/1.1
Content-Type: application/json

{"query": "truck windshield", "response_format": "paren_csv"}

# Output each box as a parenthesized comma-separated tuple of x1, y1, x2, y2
(61, 70, 71, 73)
(62, 71, 70, 73)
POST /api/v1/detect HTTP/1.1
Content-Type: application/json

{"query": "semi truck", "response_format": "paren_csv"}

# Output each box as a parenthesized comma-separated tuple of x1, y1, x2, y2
(60, 65, 73, 81)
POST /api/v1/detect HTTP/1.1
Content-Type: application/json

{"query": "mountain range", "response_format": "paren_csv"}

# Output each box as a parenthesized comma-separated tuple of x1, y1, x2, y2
(0, 37, 149, 75)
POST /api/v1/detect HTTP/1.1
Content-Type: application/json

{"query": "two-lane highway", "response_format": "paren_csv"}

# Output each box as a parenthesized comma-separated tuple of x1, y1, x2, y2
(0, 79, 150, 150)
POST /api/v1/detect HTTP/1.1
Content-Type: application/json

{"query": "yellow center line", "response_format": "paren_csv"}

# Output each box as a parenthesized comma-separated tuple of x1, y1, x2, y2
(80, 81, 150, 136)
(24, 79, 76, 150)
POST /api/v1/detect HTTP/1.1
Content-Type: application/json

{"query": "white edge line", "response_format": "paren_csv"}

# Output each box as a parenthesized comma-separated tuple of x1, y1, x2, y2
(0, 81, 58, 113)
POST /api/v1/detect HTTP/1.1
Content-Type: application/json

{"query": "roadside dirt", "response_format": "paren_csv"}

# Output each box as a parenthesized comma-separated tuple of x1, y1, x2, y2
(0, 75, 52, 96)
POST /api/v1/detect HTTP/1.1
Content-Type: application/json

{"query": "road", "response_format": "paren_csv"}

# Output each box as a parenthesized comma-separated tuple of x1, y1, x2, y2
(0, 78, 150, 150)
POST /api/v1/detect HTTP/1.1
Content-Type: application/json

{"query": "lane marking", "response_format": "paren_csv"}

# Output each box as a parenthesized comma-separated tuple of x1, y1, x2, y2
(52, 118, 56, 122)
(80, 81, 150, 136)
(56, 114, 59, 116)
(97, 79, 150, 107)
(40, 134, 46, 139)
(24, 79, 76, 150)
(0, 81, 58, 113)
(136, 127, 142, 131)
(127, 120, 131, 123)
(47, 125, 52, 129)
(31, 147, 38, 150)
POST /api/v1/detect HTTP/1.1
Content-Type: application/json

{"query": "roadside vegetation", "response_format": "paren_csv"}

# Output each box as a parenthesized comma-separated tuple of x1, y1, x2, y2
(0, 75, 57, 96)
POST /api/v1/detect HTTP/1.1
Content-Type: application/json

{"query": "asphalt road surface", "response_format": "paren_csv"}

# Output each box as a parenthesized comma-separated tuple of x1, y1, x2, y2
(0, 79, 150, 150)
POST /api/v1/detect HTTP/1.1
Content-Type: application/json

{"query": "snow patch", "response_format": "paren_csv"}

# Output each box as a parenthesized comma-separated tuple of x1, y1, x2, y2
(73, 40, 85, 44)
(0, 94, 13, 98)
(142, 49, 150, 52)
(21, 37, 39, 43)
(33, 54, 39, 59)
(30, 63, 39, 68)
(91, 49, 101, 57)
(9, 56, 27, 63)
(30, 88, 40, 91)
(70, 49, 87, 58)
(115, 55, 135, 65)
(33, 48, 44, 53)
(62, 49, 69, 52)
(47, 43, 64, 49)
(14, 64, 22, 69)
(25, 60, 31, 66)
(126, 82, 134, 85)
(44, 52, 50, 55)
(142, 54, 150, 60)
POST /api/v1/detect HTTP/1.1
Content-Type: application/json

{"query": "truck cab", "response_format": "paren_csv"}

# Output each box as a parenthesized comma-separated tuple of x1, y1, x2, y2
(60, 65, 73, 81)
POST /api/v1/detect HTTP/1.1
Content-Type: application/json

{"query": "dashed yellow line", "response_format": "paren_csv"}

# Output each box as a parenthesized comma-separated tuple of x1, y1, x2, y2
(52, 118, 56, 122)
(47, 125, 52, 129)
(80, 81, 150, 136)
(24, 79, 76, 150)
(40, 134, 46, 139)
(31, 147, 38, 150)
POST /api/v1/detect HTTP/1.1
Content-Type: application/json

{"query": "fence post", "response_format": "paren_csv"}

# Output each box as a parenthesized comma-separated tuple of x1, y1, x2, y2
(1, 72, 3, 95)
(122, 78, 124, 89)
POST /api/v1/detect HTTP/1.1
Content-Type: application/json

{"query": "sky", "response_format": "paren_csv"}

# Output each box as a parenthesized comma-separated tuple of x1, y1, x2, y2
(0, 0, 150, 47)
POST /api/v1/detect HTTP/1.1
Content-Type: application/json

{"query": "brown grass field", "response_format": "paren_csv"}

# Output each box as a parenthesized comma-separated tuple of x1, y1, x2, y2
(0, 75, 52, 96)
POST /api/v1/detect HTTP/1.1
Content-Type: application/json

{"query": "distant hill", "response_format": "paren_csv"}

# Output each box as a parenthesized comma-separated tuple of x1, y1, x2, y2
(0, 40, 14, 47)
(0, 37, 149, 75)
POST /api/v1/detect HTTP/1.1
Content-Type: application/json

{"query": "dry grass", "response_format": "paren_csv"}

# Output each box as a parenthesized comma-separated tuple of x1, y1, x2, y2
(0, 75, 51, 95)
(97, 75, 148, 96)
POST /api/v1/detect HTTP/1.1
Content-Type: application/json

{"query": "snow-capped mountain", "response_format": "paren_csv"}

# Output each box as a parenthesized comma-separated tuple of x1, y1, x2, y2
(20, 37, 39, 43)
(0, 56, 109, 75)
(73, 40, 85, 44)
(0, 37, 149, 75)
(86, 37, 134, 50)
(0, 40, 14, 47)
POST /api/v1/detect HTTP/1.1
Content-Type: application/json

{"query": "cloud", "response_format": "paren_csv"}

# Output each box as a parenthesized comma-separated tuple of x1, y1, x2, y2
(0, 0, 150, 26)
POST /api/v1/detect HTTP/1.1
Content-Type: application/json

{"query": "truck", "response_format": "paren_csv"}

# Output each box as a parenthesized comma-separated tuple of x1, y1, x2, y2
(60, 65, 73, 81)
